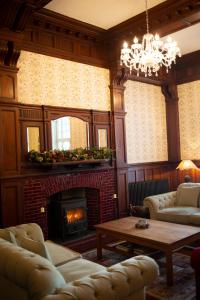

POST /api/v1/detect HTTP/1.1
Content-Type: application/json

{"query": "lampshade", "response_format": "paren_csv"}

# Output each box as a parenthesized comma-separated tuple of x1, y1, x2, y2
(176, 160, 198, 171)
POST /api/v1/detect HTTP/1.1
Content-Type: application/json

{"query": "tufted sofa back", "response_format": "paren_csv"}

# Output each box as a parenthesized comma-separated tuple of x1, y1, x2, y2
(0, 238, 65, 300)
(6, 223, 45, 243)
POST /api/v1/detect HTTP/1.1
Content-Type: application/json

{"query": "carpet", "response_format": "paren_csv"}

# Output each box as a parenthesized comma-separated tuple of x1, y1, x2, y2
(83, 249, 196, 300)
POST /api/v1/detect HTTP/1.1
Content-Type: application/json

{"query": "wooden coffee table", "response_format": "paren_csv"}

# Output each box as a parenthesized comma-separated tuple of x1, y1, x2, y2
(95, 216, 200, 286)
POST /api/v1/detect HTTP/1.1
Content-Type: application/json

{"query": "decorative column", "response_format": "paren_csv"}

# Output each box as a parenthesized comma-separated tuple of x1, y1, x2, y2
(110, 68, 129, 218)
(161, 80, 181, 162)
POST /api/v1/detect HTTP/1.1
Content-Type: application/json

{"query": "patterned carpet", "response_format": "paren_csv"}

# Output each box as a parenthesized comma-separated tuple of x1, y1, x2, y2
(83, 249, 196, 300)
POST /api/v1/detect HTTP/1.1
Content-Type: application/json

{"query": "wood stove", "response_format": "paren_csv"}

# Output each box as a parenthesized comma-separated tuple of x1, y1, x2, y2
(48, 189, 88, 240)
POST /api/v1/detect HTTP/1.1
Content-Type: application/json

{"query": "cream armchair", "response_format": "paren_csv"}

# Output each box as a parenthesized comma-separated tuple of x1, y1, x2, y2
(144, 183, 200, 225)
(0, 223, 159, 300)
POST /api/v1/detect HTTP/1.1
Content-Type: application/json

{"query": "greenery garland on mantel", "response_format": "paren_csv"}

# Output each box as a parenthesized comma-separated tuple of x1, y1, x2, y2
(27, 147, 113, 164)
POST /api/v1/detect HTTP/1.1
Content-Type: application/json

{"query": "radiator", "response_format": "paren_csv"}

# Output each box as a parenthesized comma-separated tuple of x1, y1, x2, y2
(128, 179, 169, 206)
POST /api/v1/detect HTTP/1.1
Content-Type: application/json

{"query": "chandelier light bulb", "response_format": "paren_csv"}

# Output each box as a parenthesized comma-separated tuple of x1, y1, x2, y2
(120, 0, 181, 77)
(123, 41, 128, 48)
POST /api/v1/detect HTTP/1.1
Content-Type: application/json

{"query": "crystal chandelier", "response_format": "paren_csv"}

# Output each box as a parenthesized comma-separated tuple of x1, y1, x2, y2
(120, 0, 181, 77)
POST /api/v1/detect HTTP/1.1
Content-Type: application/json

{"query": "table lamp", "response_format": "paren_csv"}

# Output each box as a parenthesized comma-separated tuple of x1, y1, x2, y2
(176, 160, 198, 182)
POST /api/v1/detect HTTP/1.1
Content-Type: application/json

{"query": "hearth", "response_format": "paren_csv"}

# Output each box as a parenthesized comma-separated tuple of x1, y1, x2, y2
(48, 189, 88, 240)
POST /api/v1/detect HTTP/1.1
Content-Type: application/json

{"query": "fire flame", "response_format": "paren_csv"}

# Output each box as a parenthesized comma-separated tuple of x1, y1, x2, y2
(66, 208, 85, 224)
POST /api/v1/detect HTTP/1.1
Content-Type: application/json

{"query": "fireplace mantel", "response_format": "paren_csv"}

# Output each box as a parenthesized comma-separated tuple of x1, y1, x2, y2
(24, 158, 111, 170)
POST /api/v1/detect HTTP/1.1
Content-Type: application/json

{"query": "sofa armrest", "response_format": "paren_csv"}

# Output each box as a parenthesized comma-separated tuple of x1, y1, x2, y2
(41, 256, 159, 300)
(144, 191, 177, 219)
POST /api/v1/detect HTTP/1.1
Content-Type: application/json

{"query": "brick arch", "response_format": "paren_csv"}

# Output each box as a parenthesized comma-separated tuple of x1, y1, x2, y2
(42, 172, 104, 197)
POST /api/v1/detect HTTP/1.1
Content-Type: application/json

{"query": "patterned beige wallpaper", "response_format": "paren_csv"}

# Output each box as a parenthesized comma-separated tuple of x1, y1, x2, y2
(17, 51, 110, 111)
(124, 80, 168, 164)
(178, 80, 200, 160)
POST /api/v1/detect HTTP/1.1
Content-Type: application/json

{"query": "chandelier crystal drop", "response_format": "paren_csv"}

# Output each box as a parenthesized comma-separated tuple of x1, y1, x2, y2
(120, 0, 181, 77)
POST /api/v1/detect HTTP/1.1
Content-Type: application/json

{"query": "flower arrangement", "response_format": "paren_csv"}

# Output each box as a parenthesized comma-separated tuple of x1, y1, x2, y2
(27, 147, 112, 163)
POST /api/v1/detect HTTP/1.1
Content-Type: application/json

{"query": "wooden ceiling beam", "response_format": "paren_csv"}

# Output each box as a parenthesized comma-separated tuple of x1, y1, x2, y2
(108, 0, 200, 42)
(0, 0, 52, 32)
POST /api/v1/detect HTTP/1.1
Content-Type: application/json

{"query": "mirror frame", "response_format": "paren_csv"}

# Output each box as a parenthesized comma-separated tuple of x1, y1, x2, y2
(95, 124, 110, 149)
(46, 110, 93, 150)
(21, 121, 44, 160)
(51, 116, 90, 150)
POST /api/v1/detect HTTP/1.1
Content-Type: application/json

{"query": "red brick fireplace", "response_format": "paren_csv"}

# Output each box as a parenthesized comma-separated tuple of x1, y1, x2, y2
(23, 168, 117, 240)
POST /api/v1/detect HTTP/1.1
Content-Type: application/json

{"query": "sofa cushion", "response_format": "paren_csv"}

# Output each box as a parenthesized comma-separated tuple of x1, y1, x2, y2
(45, 240, 81, 266)
(156, 207, 200, 224)
(177, 183, 200, 207)
(16, 236, 52, 262)
(57, 258, 106, 282)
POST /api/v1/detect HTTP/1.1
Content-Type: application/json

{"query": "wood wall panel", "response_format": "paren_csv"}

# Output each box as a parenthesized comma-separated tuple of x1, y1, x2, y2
(175, 50, 200, 84)
(1, 180, 23, 227)
(117, 169, 128, 218)
(0, 66, 18, 101)
(114, 115, 127, 167)
(0, 106, 20, 176)
(128, 162, 175, 188)
(19, 9, 108, 68)
(144, 168, 153, 181)
(127, 162, 200, 192)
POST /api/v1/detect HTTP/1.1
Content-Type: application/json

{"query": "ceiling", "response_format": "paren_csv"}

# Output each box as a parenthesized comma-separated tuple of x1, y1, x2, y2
(45, 0, 200, 55)
(45, 0, 166, 29)
(162, 22, 200, 56)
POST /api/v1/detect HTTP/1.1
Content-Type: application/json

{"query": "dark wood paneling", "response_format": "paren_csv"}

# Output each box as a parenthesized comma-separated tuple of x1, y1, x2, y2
(19, 106, 43, 121)
(117, 169, 128, 218)
(127, 161, 200, 192)
(0, 66, 18, 101)
(175, 50, 200, 84)
(128, 162, 175, 189)
(0, 0, 52, 32)
(0, 106, 20, 176)
(93, 111, 110, 124)
(1, 180, 23, 227)
(114, 114, 127, 167)
(165, 99, 181, 162)
(44, 105, 91, 123)
(20, 9, 108, 68)
(110, 86, 125, 112)
(161, 80, 181, 162)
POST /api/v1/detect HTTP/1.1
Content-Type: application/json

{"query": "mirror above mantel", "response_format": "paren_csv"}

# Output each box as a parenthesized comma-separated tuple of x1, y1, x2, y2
(20, 105, 111, 164)
(51, 116, 89, 150)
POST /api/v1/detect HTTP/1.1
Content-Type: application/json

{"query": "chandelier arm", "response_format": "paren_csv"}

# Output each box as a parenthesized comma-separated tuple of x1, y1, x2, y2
(145, 0, 149, 34)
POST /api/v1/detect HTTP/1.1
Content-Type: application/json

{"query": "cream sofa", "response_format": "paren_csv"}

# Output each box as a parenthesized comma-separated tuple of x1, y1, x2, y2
(144, 182, 200, 225)
(0, 223, 159, 300)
